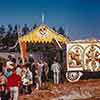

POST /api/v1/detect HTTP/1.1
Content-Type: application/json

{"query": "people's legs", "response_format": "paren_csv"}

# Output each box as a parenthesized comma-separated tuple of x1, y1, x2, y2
(38, 76, 41, 87)
(10, 87, 14, 100)
(28, 85, 32, 94)
(0, 85, 8, 100)
(35, 78, 39, 90)
(36, 83, 39, 89)
(0, 91, 7, 100)
(32, 73, 36, 87)
(54, 72, 57, 84)
(0, 92, 1, 100)
(57, 72, 60, 84)
(13, 87, 19, 100)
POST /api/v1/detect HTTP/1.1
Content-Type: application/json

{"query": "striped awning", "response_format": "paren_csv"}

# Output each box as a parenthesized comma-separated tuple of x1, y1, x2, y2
(19, 24, 69, 44)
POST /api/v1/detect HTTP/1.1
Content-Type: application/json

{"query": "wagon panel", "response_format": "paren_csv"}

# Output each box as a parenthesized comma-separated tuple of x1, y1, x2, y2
(67, 41, 100, 72)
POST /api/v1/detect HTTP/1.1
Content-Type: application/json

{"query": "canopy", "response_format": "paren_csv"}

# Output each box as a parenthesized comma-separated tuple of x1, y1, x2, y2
(19, 24, 70, 64)
(19, 24, 69, 43)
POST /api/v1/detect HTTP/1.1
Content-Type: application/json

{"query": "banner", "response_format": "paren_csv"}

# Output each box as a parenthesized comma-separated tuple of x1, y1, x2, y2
(19, 41, 27, 64)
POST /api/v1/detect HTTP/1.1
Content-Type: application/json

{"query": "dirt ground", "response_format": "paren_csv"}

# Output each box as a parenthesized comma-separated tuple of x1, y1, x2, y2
(19, 79, 100, 100)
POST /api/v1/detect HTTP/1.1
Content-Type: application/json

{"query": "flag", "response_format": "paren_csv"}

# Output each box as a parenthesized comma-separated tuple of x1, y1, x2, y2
(19, 41, 27, 64)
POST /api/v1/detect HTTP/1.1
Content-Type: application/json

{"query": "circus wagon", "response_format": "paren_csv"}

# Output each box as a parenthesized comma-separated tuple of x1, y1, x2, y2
(66, 39, 100, 82)
(18, 24, 100, 82)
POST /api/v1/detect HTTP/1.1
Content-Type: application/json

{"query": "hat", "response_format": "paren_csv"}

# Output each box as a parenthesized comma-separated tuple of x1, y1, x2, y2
(6, 61, 14, 69)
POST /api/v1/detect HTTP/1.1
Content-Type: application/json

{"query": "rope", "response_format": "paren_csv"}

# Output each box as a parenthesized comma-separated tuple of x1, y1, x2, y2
(8, 40, 19, 50)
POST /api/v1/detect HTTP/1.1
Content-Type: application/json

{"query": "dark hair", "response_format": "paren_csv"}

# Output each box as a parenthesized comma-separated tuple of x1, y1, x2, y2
(29, 57, 34, 63)
(8, 55, 12, 60)
(11, 58, 16, 64)
(0, 66, 2, 72)
(0, 63, 3, 67)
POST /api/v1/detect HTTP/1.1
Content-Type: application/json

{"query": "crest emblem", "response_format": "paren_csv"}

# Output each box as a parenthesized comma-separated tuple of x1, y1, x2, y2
(39, 27, 47, 36)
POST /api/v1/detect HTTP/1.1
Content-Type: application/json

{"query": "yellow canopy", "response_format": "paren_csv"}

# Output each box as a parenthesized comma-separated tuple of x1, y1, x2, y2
(19, 24, 69, 44)
(19, 24, 70, 64)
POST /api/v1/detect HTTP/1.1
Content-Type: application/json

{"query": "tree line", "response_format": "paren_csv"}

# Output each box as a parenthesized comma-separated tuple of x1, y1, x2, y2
(0, 24, 66, 52)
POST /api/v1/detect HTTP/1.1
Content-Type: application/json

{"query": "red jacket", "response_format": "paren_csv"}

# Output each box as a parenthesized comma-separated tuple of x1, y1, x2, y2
(7, 71, 21, 88)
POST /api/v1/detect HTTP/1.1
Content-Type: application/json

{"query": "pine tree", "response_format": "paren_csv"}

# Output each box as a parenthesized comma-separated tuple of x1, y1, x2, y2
(57, 27, 65, 36)
(52, 26, 56, 32)
(33, 24, 37, 29)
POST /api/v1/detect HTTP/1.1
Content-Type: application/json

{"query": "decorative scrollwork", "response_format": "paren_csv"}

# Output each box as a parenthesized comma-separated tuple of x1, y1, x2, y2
(84, 45, 100, 71)
(68, 45, 84, 68)
(39, 26, 48, 37)
(66, 72, 83, 82)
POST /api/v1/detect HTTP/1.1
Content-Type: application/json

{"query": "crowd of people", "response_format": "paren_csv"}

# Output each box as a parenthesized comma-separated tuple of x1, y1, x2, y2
(0, 54, 62, 100)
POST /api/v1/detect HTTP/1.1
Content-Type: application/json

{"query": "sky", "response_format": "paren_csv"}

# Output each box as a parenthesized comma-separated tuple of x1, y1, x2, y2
(0, 0, 100, 40)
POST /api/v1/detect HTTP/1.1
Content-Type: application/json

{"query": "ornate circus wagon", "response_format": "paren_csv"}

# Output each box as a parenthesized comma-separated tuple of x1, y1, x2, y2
(66, 39, 100, 82)
(18, 24, 100, 83)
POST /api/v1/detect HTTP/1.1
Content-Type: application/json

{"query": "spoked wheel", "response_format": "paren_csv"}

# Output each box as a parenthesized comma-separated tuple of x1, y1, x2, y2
(66, 71, 83, 82)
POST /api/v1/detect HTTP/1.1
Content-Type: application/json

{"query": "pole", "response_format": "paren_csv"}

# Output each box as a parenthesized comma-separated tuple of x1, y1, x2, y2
(54, 38, 62, 49)
(42, 13, 45, 24)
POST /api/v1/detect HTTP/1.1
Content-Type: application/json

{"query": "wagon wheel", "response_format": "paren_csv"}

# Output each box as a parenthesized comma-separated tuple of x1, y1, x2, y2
(66, 71, 83, 82)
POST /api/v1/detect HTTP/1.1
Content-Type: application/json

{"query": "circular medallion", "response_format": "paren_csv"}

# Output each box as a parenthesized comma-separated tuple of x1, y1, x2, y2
(39, 27, 48, 36)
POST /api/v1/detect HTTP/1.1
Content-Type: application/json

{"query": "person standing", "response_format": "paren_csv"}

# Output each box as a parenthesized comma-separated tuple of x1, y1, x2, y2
(4, 62, 14, 78)
(31, 62, 36, 88)
(7, 67, 21, 100)
(51, 59, 61, 84)
(16, 65, 22, 76)
(21, 64, 33, 94)
(42, 61, 49, 83)
(38, 60, 44, 87)
(34, 63, 40, 90)
(0, 66, 8, 100)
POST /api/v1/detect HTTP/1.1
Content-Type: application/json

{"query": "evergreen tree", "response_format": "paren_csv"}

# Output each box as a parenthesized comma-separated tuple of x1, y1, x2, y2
(13, 25, 18, 39)
(52, 26, 56, 32)
(57, 27, 65, 36)
(22, 24, 29, 35)
(0, 25, 5, 34)
(33, 24, 37, 29)
(14, 24, 18, 32)
(8, 24, 13, 32)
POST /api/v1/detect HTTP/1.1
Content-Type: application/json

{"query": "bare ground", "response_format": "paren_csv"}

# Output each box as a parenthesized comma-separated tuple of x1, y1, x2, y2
(19, 79, 100, 100)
